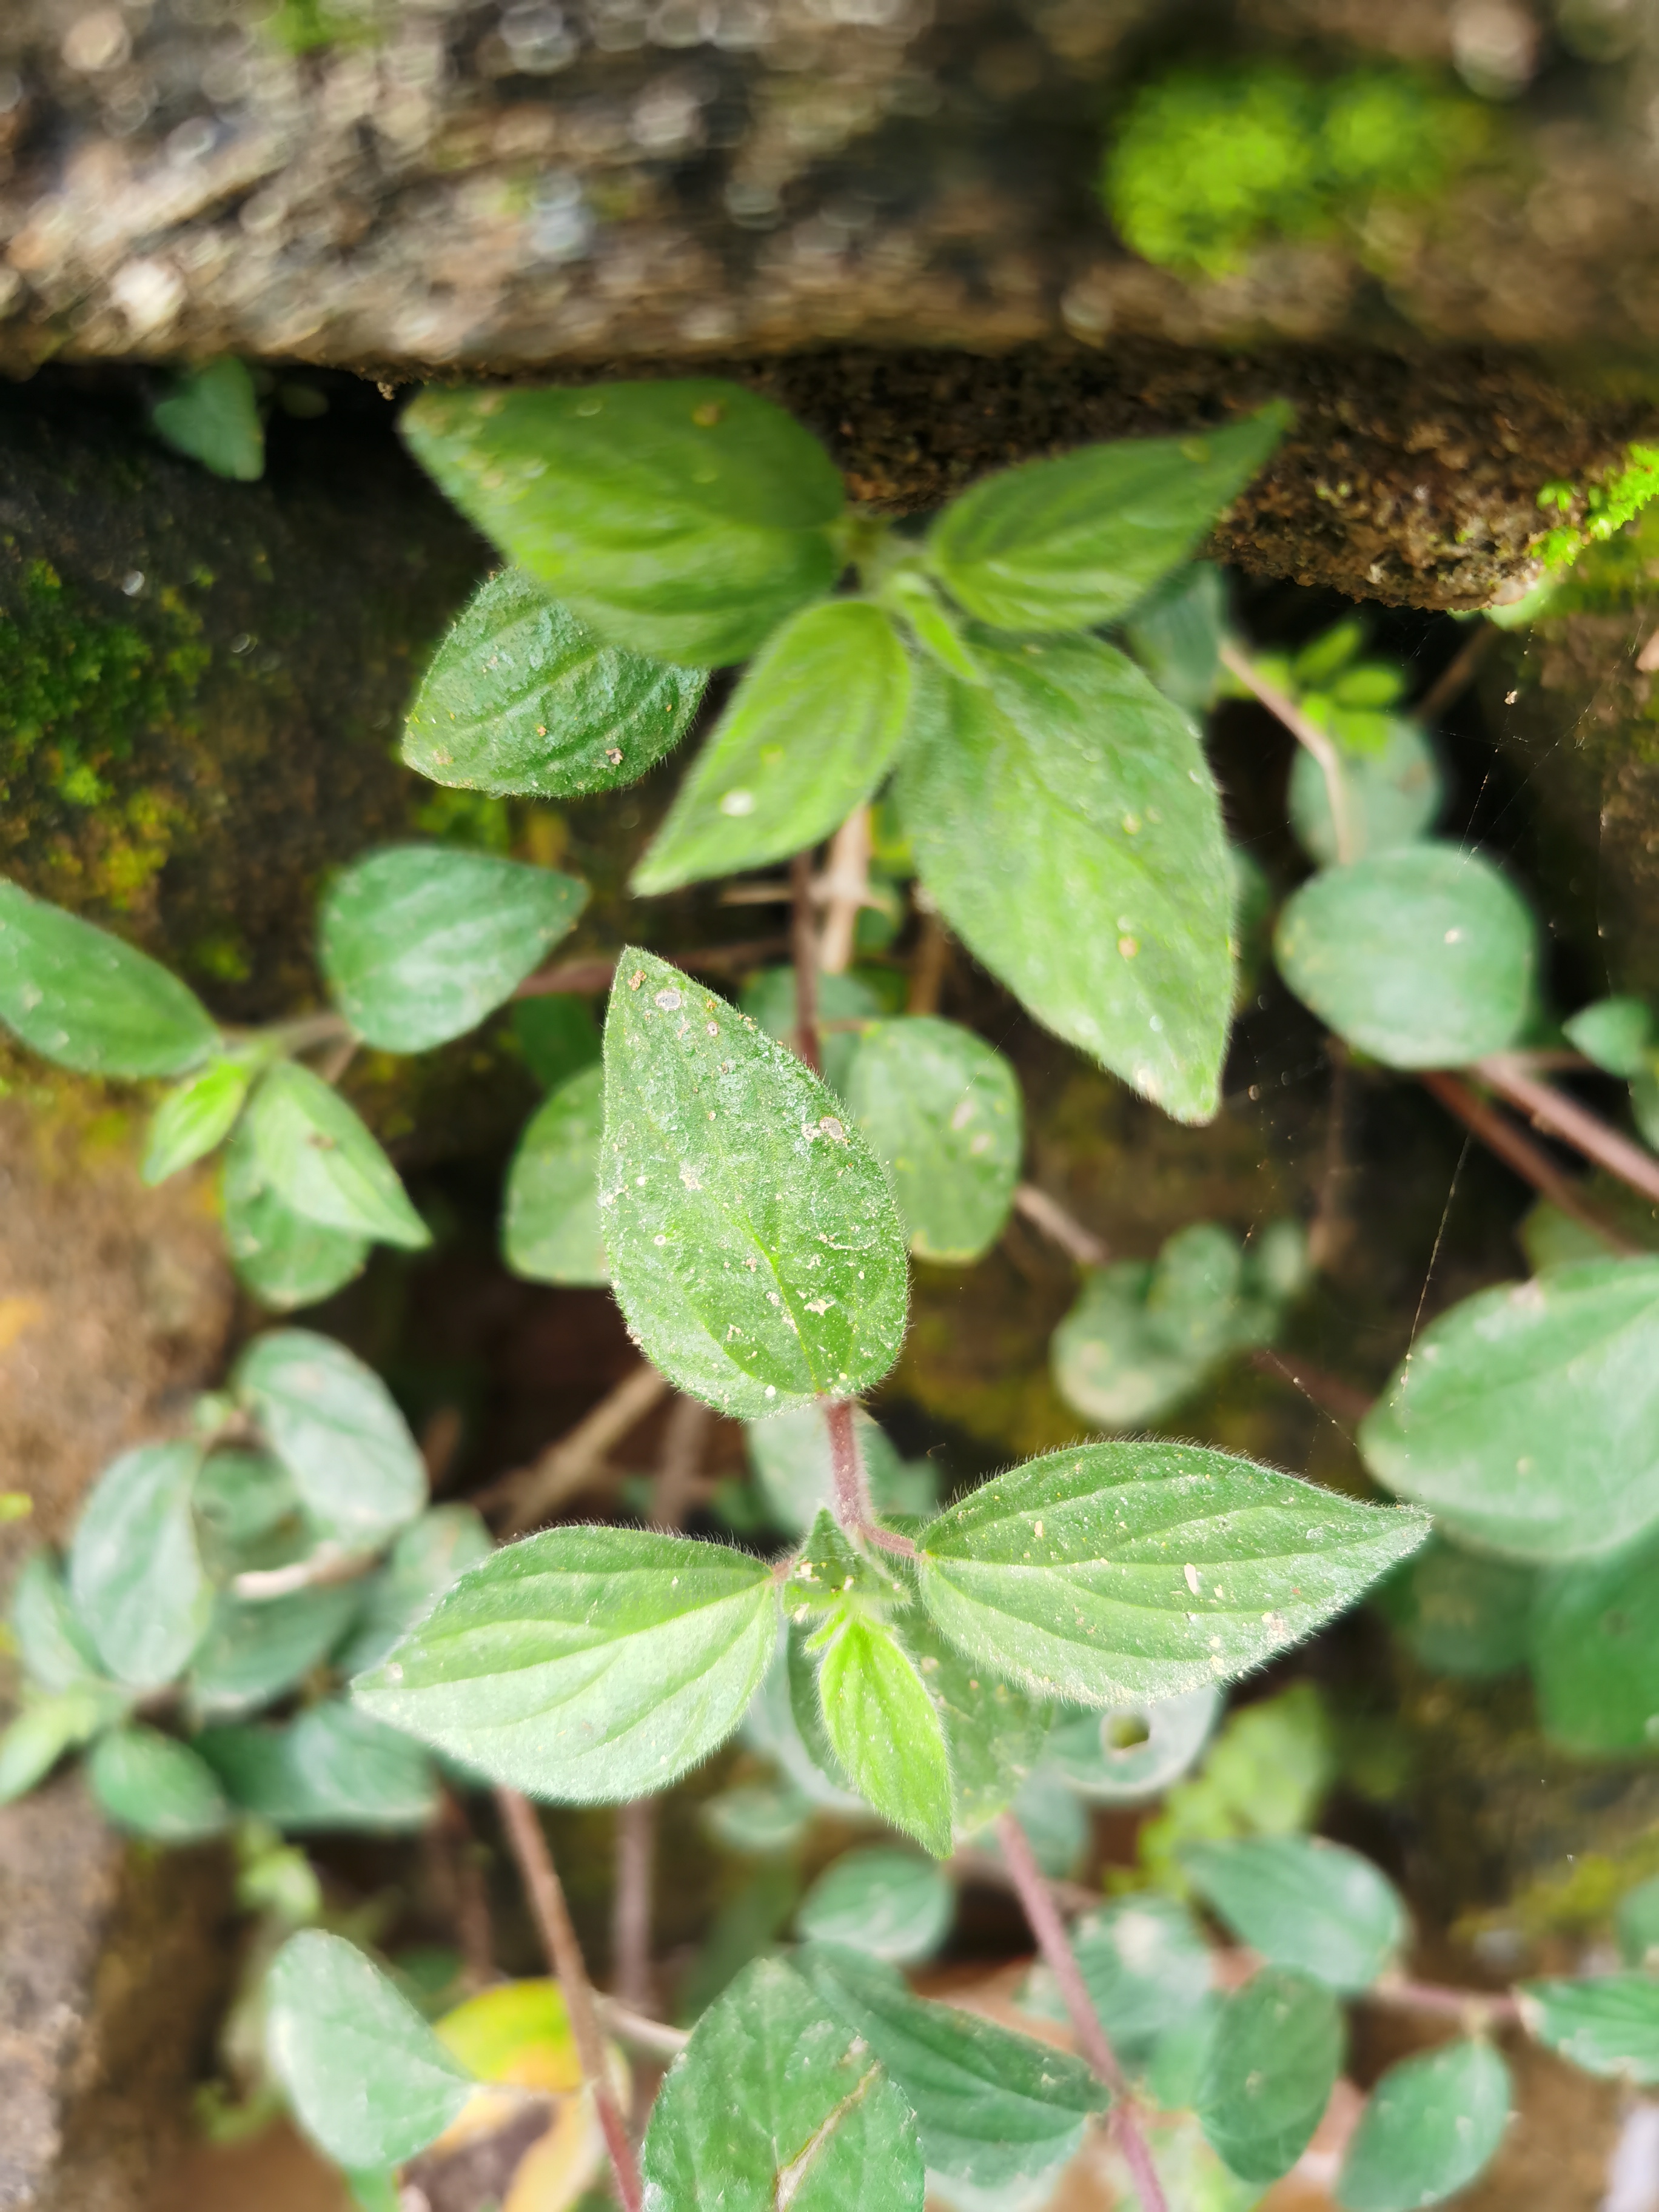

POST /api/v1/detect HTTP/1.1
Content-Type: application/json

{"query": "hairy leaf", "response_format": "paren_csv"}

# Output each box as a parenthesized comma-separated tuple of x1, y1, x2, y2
(600, 951, 908, 1416)
(1124, 563, 1228, 714)
(69, 1441, 211, 1689)
(85, 1725, 231, 1840)
(844, 1017, 1022, 1263)
(236, 1330, 426, 1549)
(1335, 2040, 1511, 2212)
(142, 1053, 256, 1184)
(739, 963, 886, 1098)
(1182, 1835, 1406, 1993)
(1198, 1969, 1344, 2184)
(246, 1062, 431, 1249)
(797, 1846, 954, 1963)
(0, 877, 218, 1078)
(814, 1610, 954, 1855)
(1518, 1975, 1659, 2083)
(221, 1116, 370, 1310)
(899, 1606, 1052, 1834)
(403, 565, 706, 796)
(199, 1702, 438, 1831)
(502, 1063, 608, 1285)
(1065, 1897, 1213, 2059)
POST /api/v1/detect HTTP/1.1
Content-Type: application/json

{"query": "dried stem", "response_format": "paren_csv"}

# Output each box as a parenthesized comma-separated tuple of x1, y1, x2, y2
(495, 1788, 644, 2212)
(1421, 1071, 1640, 1255)
(1013, 1183, 1110, 1267)
(907, 895, 950, 1016)
(232, 1542, 378, 1601)
(488, 1363, 671, 1536)
(1475, 1053, 1659, 1210)
(790, 848, 822, 1076)
(436, 1788, 495, 1995)
(994, 1812, 1168, 2212)
(1416, 624, 1496, 722)
(1307, 1042, 1353, 1273)
(651, 1392, 712, 1533)
(818, 806, 872, 977)
(1221, 639, 1358, 866)
(612, 1798, 658, 2022)
(597, 1995, 691, 2060)
(513, 938, 789, 1000)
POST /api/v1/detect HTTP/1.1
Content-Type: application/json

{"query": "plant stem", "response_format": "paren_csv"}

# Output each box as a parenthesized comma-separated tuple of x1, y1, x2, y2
(495, 1787, 644, 2212)
(907, 891, 950, 1015)
(1220, 638, 1358, 865)
(994, 1811, 1168, 2212)
(486, 1362, 671, 1536)
(1421, 1070, 1641, 1254)
(436, 1788, 495, 1994)
(1475, 1053, 1659, 1210)
(512, 937, 790, 999)
(818, 806, 871, 977)
(1012, 1182, 1110, 1267)
(790, 848, 822, 1074)
(651, 1392, 712, 1533)
(822, 1396, 916, 1557)
(612, 1797, 657, 2020)
(1416, 623, 1496, 722)
(597, 1994, 691, 2060)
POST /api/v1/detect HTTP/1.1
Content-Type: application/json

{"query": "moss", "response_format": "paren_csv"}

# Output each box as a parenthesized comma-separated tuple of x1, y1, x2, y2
(1531, 446, 1659, 583)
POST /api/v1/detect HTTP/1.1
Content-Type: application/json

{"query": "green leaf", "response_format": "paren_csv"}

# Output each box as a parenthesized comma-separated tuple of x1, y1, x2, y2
(1530, 1526, 1659, 1755)
(246, 1062, 431, 1250)
(1287, 714, 1444, 868)
(142, 1053, 257, 1185)
(599, 950, 908, 1417)
(1275, 844, 1537, 1067)
(1043, 1686, 1221, 1803)
(1372, 1538, 1535, 1680)
(1067, 1897, 1215, 2060)
(746, 1402, 933, 1537)
(0, 1688, 119, 1803)
(1123, 563, 1228, 714)
(705, 1777, 814, 1856)
(221, 1116, 370, 1310)
(796, 1846, 954, 1963)
(787, 1508, 907, 1614)
(318, 844, 588, 1053)
(235, 1329, 426, 1550)
(916, 1441, 1428, 1705)
(187, 1584, 363, 1720)
(1518, 1974, 1659, 2083)
(994, 1768, 1090, 1878)
(1564, 995, 1655, 1079)
(1359, 1257, 1659, 1561)
(1618, 1875, 1659, 1967)
(69, 1441, 211, 1689)
(265, 1930, 475, 2169)
(799, 1942, 1109, 2188)
(743, 1634, 864, 1814)
(199, 1701, 438, 1831)
(85, 1725, 230, 1840)
(0, 877, 218, 1078)
(894, 638, 1232, 1124)
(151, 358, 264, 480)
(641, 1956, 925, 2212)
(899, 1605, 1053, 1834)
(633, 600, 911, 894)
(402, 565, 706, 797)
(927, 406, 1289, 635)
(335, 1505, 495, 1678)
(502, 1064, 608, 1285)
(401, 380, 844, 666)
(512, 993, 601, 1090)
(1335, 2040, 1511, 2212)
(1198, 1968, 1343, 2184)
(353, 1524, 777, 1801)
(813, 1609, 954, 1857)
(843, 1017, 1022, 1264)
(879, 566, 987, 684)
(8, 1550, 108, 1691)
(739, 963, 886, 1097)
(192, 1447, 304, 1568)
(1182, 1835, 1406, 1994)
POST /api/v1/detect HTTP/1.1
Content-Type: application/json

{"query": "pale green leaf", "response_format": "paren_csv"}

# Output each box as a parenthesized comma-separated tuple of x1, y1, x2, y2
(246, 1062, 431, 1250)
(142, 1053, 256, 1184)
(786, 1508, 907, 1614)
(187, 1584, 363, 1720)
(353, 1524, 777, 1802)
(746, 1401, 934, 1537)
(502, 1063, 608, 1285)
(8, 1550, 108, 1692)
(1373, 1539, 1535, 1680)
(335, 1505, 495, 1678)
(1074, 1897, 1215, 2059)
(1287, 714, 1444, 868)
(704, 1777, 814, 1855)
(796, 1846, 954, 1963)
(1052, 1263, 1211, 1431)
(1359, 1257, 1659, 1561)
(1564, 996, 1654, 1079)
(899, 1605, 1053, 1835)
(641, 1956, 925, 2212)
(916, 1441, 1428, 1705)
(318, 844, 587, 1053)
(0, 877, 218, 1078)
(814, 1609, 954, 1856)
(739, 963, 886, 1097)
(879, 566, 987, 684)
(1043, 1686, 1221, 1804)
(221, 1116, 370, 1310)
(742, 1635, 863, 1815)
(1198, 1968, 1343, 2184)
(1530, 1526, 1659, 1755)
(403, 565, 706, 797)
(1518, 1974, 1659, 2083)
(236, 1329, 426, 1549)
(152, 357, 264, 480)
(634, 600, 911, 894)
(401, 380, 843, 665)
(1123, 563, 1227, 714)
(1335, 2040, 1510, 2212)
(894, 638, 1232, 1124)
(799, 1942, 1109, 2189)
(1617, 1876, 1659, 1968)
(192, 1447, 304, 1570)
(1182, 1835, 1406, 1993)
(843, 1017, 1022, 1263)
(927, 406, 1289, 634)
(85, 1724, 230, 1839)
(198, 1701, 438, 1831)
(599, 951, 908, 1417)
(1275, 844, 1537, 1067)
(266, 1930, 475, 2169)
(69, 1441, 211, 1689)
(0, 1689, 119, 1803)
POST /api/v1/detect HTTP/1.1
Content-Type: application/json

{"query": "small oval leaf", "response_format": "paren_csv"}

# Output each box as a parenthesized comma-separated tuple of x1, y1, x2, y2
(503, 1064, 608, 1286)
(0, 877, 218, 1079)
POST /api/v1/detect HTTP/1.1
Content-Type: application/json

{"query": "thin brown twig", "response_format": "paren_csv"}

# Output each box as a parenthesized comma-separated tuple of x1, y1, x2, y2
(513, 938, 790, 1000)
(907, 894, 950, 1016)
(651, 1393, 712, 1534)
(1420, 1071, 1640, 1255)
(790, 848, 823, 1075)
(1221, 638, 1358, 865)
(612, 1798, 657, 2024)
(1415, 625, 1497, 723)
(1475, 1054, 1659, 1211)
(818, 806, 872, 977)
(1013, 1184, 1110, 1268)
(495, 1788, 643, 2212)
(486, 1363, 671, 1536)
(437, 1788, 495, 1996)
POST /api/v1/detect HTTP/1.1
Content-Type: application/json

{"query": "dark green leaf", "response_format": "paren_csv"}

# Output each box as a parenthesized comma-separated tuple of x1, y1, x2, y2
(894, 638, 1232, 1124)
(246, 1062, 431, 1250)
(600, 951, 908, 1416)
(1182, 1835, 1405, 1993)
(335, 1506, 495, 1678)
(813, 1610, 954, 1855)
(0, 1689, 119, 1803)
(1373, 1539, 1535, 1680)
(68, 1441, 211, 1689)
(799, 1942, 1109, 2188)
(926, 406, 1289, 635)
(0, 877, 218, 1078)
(512, 994, 600, 1090)
(641, 1956, 924, 2212)
(1518, 1974, 1659, 2083)
(796, 1846, 954, 1963)
(1287, 714, 1443, 868)
(1275, 844, 1537, 1067)
(8, 1550, 107, 1691)
(843, 1017, 1022, 1263)
(747, 1402, 933, 1535)
(1359, 1257, 1659, 1560)
(354, 1524, 776, 1801)
(318, 845, 587, 1053)
(1043, 1687, 1221, 1804)
(151, 357, 264, 480)
(634, 601, 910, 894)
(502, 1064, 607, 1285)
(85, 1724, 230, 1839)
(1123, 563, 1228, 714)
(221, 1116, 370, 1310)
(1198, 1968, 1343, 2184)
(265, 1930, 475, 2168)
(236, 1329, 426, 1550)
(1564, 996, 1654, 1079)
(402, 380, 844, 665)
(187, 1583, 363, 1719)
(1064, 1897, 1213, 2060)
(1530, 1526, 1659, 1755)
(916, 1441, 1427, 1704)
(403, 565, 706, 797)
(1335, 2040, 1511, 2212)
(739, 964, 885, 1097)
(199, 1701, 438, 1831)
(142, 1053, 257, 1185)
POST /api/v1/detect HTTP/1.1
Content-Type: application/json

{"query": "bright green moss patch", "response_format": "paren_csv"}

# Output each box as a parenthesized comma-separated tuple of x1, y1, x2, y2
(1534, 444, 1659, 575)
